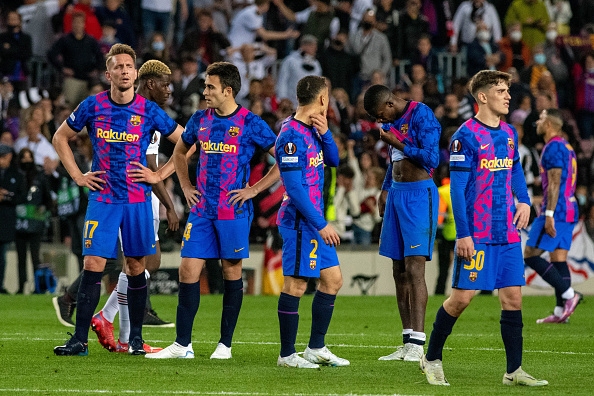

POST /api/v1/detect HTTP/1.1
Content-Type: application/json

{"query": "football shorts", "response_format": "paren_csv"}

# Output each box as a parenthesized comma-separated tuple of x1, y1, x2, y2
(526, 216, 575, 252)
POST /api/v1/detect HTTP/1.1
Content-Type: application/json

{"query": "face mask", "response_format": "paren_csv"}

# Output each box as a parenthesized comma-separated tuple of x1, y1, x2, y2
(477, 30, 491, 42)
(20, 162, 34, 171)
(534, 53, 546, 65)
(152, 41, 165, 51)
(362, 21, 373, 30)
(510, 30, 522, 42)
(7, 24, 19, 32)
(546, 30, 558, 41)
(577, 194, 586, 206)
(332, 39, 344, 48)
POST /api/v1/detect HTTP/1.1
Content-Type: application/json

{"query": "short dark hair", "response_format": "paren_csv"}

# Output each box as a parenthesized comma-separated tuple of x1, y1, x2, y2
(206, 62, 241, 97)
(296, 76, 327, 106)
(337, 164, 355, 179)
(363, 84, 391, 117)
(468, 70, 511, 101)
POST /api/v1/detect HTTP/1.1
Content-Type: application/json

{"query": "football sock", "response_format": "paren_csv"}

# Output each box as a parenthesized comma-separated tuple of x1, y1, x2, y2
(74, 270, 103, 343)
(309, 291, 336, 349)
(561, 287, 575, 300)
(525, 256, 566, 293)
(127, 273, 147, 341)
(402, 328, 413, 344)
(219, 279, 244, 347)
(145, 277, 152, 312)
(116, 272, 130, 343)
(175, 281, 200, 347)
(410, 331, 426, 346)
(102, 272, 124, 323)
(426, 305, 457, 361)
(553, 261, 571, 307)
(67, 271, 83, 302)
(278, 292, 300, 357)
(553, 306, 564, 317)
(501, 310, 523, 374)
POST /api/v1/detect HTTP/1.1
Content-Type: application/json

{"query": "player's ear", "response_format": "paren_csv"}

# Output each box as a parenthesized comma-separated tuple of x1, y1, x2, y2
(105, 69, 111, 83)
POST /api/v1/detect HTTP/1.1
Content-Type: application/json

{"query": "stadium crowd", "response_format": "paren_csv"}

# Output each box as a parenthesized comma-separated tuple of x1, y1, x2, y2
(0, 0, 593, 294)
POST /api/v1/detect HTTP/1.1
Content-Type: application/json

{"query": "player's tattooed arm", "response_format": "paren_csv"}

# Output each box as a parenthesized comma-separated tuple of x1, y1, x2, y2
(228, 147, 280, 208)
(544, 168, 562, 237)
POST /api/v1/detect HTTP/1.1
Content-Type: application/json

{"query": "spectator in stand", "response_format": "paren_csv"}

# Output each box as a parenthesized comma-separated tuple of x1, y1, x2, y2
(423, 75, 444, 111)
(498, 21, 531, 73)
(520, 44, 552, 92)
(573, 51, 594, 140)
(0, 143, 25, 294)
(261, 75, 278, 113)
(396, 0, 430, 63)
(330, 164, 359, 242)
(47, 11, 104, 106)
(348, 10, 392, 96)
(142, 32, 170, 63)
(142, 0, 186, 39)
(227, 0, 299, 48)
(0, 11, 32, 91)
(451, 77, 475, 120)
(0, 78, 13, 131)
(544, 0, 572, 35)
(277, 35, 322, 107)
(98, 21, 120, 56)
(18, 0, 63, 58)
(508, 67, 533, 114)
(412, 34, 440, 76)
(523, 90, 555, 149)
(450, 0, 502, 53)
(320, 31, 360, 101)
(172, 54, 203, 125)
(510, 109, 539, 200)
(349, 0, 374, 34)
(375, 0, 400, 60)
(440, 93, 465, 130)
(423, 0, 456, 51)
(14, 119, 59, 170)
(535, 71, 558, 105)
(95, 0, 136, 47)
(179, 9, 230, 70)
(543, 22, 571, 107)
(227, 43, 277, 107)
(504, 0, 550, 50)
(14, 148, 54, 294)
(63, 0, 102, 41)
(466, 21, 503, 76)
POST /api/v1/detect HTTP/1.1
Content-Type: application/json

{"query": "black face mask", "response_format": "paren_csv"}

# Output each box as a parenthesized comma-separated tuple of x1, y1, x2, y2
(20, 162, 34, 172)
(362, 22, 373, 30)
(7, 24, 19, 32)
(302, 64, 315, 72)
(332, 39, 344, 48)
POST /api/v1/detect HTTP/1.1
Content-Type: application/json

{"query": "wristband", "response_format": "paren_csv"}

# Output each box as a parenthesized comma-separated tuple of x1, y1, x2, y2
(545, 210, 554, 217)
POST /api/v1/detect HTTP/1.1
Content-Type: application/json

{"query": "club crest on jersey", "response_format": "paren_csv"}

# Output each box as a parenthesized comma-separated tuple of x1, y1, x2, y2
(452, 139, 461, 153)
(507, 138, 514, 150)
(310, 260, 316, 270)
(228, 126, 241, 137)
(284, 142, 297, 155)
(85, 239, 91, 248)
(469, 272, 477, 282)
(400, 123, 409, 135)
(130, 115, 142, 126)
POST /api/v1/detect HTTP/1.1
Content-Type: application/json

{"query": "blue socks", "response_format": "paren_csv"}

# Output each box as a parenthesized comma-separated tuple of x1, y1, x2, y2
(553, 261, 571, 307)
(501, 310, 523, 374)
(127, 273, 147, 341)
(309, 291, 336, 349)
(74, 269, 103, 343)
(278, 292, 300, 357)
(175, 281, 200, 347)
(525, 256, 568, 293)
(426, 305, 458, 361)
(219, 279, 244, 347)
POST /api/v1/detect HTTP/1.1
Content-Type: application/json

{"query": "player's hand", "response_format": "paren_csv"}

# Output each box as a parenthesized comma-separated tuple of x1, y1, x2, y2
(74, 170, 106, 191)
(318, 224, 340, 247)
(166, 208, 179, 232)
(379, 127, 405, 147)
(311, 112, 329, 135)
(227, 183, 255, 208)
(545, 216, 556, 238)
(127, 161, 161, 184)
(379, 190, 388, 217)
(513, 202, 530, 230)
(182, 184, 201, 208)
(456, 236, 474, 262)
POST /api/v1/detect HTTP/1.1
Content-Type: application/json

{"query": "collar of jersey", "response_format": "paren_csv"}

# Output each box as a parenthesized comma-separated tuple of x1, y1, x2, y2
(107, 91, 137, 107)
(212, 105, 241, 119)
(290, 115, 313, 130)
(472, 116, 501, 131)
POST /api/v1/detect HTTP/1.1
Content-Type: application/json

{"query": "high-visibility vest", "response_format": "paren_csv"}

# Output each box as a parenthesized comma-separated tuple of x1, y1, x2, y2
(437, 179, 456, 241)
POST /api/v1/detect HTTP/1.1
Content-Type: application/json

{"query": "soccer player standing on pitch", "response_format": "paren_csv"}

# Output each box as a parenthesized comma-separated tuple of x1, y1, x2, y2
(363, 85, 440, 362)
(421, 70, 548, 386)
(147, 62, 279, 360)
(524, 108, 582, 324)
(53, 44, 185, 356)
(275, 76, 348, 369)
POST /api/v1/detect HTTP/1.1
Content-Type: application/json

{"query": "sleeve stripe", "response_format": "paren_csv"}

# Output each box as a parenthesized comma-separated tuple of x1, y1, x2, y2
(262, 142, 275, 152)
(280, 167, 301, 172)
(66, 118, 82, 132)
(450, 167, 471, 172)
(513, 159, 520, 165)
(163, 123, 177, 137)
(181, 133, 194, 147)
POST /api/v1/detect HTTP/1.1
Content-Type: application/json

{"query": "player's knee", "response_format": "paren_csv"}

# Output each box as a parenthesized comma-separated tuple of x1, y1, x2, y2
(283, 280, 307, 297)
(523, 245, 537, 258)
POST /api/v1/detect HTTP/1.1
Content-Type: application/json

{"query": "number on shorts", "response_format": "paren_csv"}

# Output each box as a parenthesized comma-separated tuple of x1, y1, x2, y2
(464, 250, 484, 271)
(310, 239, 318, 259)
(84, 221, 98, 239)
(183, 223, 192, 241)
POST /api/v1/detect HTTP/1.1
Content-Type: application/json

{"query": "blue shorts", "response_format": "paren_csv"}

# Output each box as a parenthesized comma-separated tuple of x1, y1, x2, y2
(379, 179, 438, 260)
(279, 225, 340, 278)
(526, 216, 575, 252)
(452, 242, 526, 290)
(180, 211, 253, 259)
(83, 200, 156, 259)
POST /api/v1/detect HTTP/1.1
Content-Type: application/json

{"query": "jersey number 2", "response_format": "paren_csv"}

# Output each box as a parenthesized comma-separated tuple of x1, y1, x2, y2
(310, 239, 318, 258)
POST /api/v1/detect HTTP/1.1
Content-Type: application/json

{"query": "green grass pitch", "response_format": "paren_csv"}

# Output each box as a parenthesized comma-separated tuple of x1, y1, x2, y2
(0, 294, 591, 395)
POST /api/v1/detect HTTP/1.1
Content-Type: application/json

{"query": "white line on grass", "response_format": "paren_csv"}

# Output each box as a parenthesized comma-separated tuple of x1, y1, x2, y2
(0, 389, 428, 396)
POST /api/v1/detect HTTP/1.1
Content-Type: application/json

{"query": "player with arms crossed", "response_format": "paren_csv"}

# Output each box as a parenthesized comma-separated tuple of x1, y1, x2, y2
(90, 60, 182, 354)
(524, 108, 582, 323)
(53, 44, 185, 356)
(275, 76, 347, 368)
(148, 62, 279, 359)
(363, 85, 440, 362)
(421, 70, 548, 386)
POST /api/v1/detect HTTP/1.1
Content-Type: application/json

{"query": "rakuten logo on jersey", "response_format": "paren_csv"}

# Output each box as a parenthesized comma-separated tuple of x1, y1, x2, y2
(97, 128, 140, 143)
(480, 157, 513, 171)
(200, 140, 238, 154)
(309, 152, 324, 167)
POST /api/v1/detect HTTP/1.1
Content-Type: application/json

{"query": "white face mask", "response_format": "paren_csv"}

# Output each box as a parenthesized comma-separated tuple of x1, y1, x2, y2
(546, 30, 558, 41)
(510, 30, 522, 42)
(477, 30, 491, 42)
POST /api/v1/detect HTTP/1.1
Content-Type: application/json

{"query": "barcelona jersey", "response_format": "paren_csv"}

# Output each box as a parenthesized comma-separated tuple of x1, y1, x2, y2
(181, 106, 276, 220)
(540, 137, 578, 223)
(67, 91, 177, 204)
(449, 118, 522, 244)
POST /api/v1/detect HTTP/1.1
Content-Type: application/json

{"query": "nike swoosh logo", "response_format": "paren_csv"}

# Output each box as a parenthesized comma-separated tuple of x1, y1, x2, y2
(481, 144, 489, 150)
(152, 244, 156, 248)
(200, 127, 207, 131)
(235, 247, 245, 252)
(411, 244, 421, 249)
